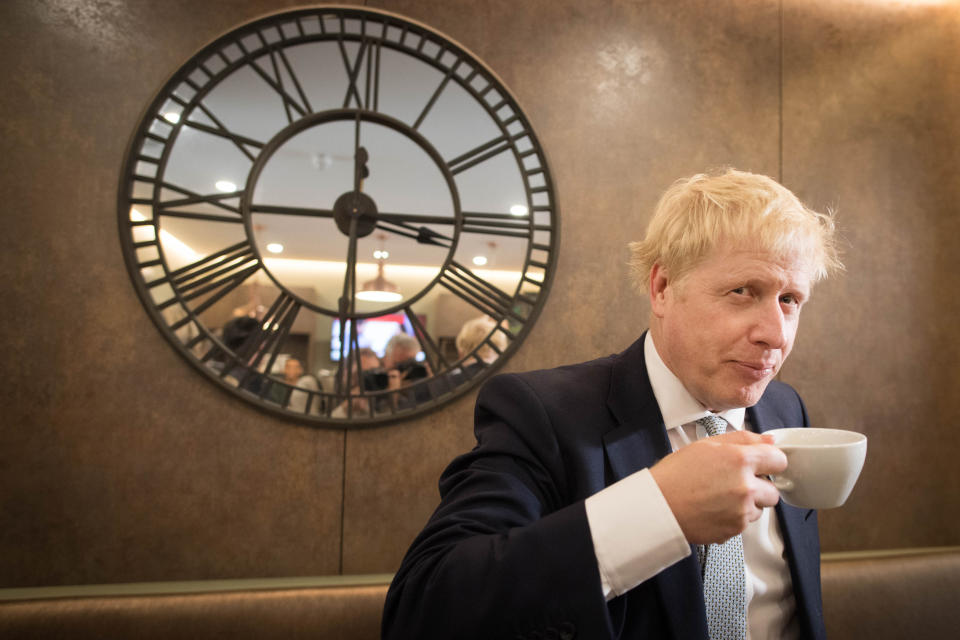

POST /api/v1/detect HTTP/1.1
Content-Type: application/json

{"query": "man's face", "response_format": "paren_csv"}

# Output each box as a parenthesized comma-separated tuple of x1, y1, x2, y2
(650, 248, 812, 411)
(284, 358, 303, 383)
(360, 354, 381, 372)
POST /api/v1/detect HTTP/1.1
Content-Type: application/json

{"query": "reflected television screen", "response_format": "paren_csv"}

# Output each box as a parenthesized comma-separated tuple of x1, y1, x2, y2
(330, 313, 426, 361)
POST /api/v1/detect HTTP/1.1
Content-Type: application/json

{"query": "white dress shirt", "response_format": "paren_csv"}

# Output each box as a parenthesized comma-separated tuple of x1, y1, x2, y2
(584, 333, 799, 640)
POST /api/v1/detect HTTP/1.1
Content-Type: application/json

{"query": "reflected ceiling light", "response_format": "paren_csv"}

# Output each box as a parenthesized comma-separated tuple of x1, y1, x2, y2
(474, 241, 496, 268)
(215, 179, 237, 192)
(266, 243, 284, 254)
(311, 152, 335, 170)
(356, 260, 402, 302)
(373, 249, 389, 259)
(162, 111, 181, 124)
(357, 234, 402, 302)
(510, 204, 528, 216)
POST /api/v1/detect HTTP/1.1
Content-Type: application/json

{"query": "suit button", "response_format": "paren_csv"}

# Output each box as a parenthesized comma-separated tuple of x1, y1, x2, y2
(558, 621, 576, 639)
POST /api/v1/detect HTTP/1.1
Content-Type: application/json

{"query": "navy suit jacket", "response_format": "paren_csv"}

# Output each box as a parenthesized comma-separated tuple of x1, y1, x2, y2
(383, 336, 825, 640)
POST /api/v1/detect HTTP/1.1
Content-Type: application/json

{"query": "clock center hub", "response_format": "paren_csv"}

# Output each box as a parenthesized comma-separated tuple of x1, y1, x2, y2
(332, 191, 378, 238)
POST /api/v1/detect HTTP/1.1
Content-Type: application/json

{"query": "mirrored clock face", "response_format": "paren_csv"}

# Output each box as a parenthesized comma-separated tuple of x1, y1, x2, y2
(118, 6, 559, 427)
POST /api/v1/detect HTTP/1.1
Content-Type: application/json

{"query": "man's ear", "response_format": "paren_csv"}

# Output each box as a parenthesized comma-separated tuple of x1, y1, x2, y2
(649, 263, 670, 318)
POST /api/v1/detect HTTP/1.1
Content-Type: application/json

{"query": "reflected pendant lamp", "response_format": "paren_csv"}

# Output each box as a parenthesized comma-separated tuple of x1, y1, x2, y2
(356, 259, 402, 302)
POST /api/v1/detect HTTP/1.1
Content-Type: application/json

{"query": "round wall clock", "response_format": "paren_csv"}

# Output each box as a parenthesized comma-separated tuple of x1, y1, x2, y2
(118, 5, 559, 427)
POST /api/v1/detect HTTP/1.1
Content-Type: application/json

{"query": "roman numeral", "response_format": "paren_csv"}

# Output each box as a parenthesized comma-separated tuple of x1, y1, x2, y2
(340, 35, 381, 110)
(446, 135, 512, 175)
(150, 242, 260, 328)
(239, 37, 312, 124)
(333, 316, 361, 397)
(438, 262, 526, 323)
(266, 40, 313, 123)
(460, 212, 537, 239)
(154, 182, 245, 224)
(180, 119, 264, 163)
(413, 60, 461, 130)
(404, 307, 450, 375)
(234, 292, 302, 392)
(167, 94, 265, 162)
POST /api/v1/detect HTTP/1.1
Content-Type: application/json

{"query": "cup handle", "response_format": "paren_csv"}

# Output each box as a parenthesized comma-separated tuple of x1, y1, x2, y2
(771, 476, 794, 492)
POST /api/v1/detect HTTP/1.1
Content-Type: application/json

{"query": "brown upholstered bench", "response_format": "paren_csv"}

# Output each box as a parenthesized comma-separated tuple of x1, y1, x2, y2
(2, 549, 957, 639)
(821, 547, 960, 639)
(0, 575, 391, 640)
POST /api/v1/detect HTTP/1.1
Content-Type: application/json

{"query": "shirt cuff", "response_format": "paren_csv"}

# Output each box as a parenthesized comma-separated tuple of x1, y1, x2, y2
(584, 468, 691, 600)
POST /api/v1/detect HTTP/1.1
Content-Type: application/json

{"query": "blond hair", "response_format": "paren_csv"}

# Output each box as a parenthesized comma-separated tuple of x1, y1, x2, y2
(456, 316, 507, 364)
(629, 168, 843, 290)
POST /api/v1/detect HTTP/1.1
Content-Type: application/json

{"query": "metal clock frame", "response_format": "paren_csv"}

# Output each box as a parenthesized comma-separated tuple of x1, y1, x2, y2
(118, 5, 560, 428)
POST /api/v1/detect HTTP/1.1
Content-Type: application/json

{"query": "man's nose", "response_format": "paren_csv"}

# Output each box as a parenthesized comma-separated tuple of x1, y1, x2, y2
(750, 299, 788, 349)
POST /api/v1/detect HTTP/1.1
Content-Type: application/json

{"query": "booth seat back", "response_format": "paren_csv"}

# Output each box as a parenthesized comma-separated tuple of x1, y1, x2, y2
(2, 548, 958, 639)
(0, 582, 389, 640)
(821, 548, 960, 639)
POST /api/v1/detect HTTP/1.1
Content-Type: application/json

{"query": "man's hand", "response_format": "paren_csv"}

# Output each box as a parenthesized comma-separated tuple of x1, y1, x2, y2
(649, 431, 787, 544)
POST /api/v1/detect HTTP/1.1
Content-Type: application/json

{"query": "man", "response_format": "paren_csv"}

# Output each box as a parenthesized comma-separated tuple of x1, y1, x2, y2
(383, 333, 430, 407)
(282, 357, 304, 385)
(331, 348, 383, 418)
(382, 169, 842, 639)
(381, 333, 419, 368)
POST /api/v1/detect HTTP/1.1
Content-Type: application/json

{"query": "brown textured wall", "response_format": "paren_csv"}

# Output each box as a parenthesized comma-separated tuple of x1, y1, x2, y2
(0, 0, 957, 588)
(779, 0, 960, 551)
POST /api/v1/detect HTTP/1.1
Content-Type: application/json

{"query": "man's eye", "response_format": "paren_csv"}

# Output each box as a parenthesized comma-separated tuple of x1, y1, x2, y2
(730, 287, 747, 295)
(781, 294, 799, 306)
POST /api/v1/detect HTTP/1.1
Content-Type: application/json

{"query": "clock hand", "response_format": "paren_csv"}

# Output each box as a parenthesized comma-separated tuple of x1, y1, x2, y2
(248, 204, 335, 218)
(375, 218, 453, 247)
(339, 216, 359, 321)
(352, 103, 367, 195)
(377, 212, 456, 226)
(355, 146, 369, 191)
(335, 215, 360, 399)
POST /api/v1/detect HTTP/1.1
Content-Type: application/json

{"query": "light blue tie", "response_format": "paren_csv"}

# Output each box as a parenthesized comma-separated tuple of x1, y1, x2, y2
(697, 415, 747, 640)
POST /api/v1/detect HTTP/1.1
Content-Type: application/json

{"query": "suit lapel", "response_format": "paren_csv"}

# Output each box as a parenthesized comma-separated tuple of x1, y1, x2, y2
(603, 336, 670, 480)
(603, 336, 709, 640)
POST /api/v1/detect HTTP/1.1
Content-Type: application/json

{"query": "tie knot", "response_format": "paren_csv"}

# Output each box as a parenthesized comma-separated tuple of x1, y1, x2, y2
(697, 415, 728, 437)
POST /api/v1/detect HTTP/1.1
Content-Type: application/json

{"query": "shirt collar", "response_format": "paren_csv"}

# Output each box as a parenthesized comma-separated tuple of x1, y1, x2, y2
(643, 332, 745, 431)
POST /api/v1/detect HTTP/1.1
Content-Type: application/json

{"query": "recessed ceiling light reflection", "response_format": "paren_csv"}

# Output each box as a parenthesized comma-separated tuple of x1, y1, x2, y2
(510, 204, 528, 216)
(266, 243, 284, 254)
(472, 255, 488, 266)
(162, 112, 181, 124)
(215, 179, 237, 193)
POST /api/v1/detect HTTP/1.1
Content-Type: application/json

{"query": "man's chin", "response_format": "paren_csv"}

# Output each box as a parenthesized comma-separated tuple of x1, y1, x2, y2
(739, 381, 773, 408)
(710, 380, 772, 411)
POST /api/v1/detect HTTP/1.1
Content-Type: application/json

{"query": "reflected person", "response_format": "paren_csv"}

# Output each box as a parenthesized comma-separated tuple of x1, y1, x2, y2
(383, 333, 430, 407)
(331, 348, 382, 419)
(282, 358, 322, 415)
(455, 315, 508, 381)
(383, 169, 843, 640)
(217, 316, 262, 394)
(267, 356, 303, 405)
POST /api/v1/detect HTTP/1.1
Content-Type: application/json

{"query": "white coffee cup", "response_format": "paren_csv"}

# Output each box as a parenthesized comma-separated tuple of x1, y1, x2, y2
(765, 428, 867, 509)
